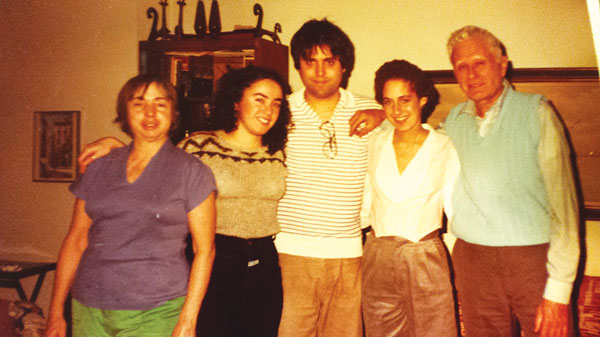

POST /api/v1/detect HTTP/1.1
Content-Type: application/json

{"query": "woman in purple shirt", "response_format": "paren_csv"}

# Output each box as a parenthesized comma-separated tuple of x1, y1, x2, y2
(45, 75, 217, 337)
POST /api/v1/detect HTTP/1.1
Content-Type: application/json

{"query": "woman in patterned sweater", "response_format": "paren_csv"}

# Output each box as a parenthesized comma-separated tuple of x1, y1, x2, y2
(178, 66, 291, 337)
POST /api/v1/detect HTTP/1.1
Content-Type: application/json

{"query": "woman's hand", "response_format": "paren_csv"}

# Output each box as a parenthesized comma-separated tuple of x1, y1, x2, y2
(171, 321, 196, 337)
(45, 199, 92, 337)
(78, 137, 125, 173)
(171, 192, 216, 337)
(44, 312, 67, 337)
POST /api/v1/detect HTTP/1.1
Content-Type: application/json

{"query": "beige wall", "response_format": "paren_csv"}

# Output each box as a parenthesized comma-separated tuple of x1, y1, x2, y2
(152, 0, 597, 96)
(0, 0, 139, 310)
(0, 0, 597, 313)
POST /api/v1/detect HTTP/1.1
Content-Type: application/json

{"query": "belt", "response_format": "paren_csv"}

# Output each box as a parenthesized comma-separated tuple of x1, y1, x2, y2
(214, 234, 275, 267)
(419, 229, 440, 241)
(215, 234, 275, 246)
(371, 228, 440, 242)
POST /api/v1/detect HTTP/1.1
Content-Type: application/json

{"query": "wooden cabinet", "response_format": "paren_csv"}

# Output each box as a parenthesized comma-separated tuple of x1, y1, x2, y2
(139, 34, 289, 142)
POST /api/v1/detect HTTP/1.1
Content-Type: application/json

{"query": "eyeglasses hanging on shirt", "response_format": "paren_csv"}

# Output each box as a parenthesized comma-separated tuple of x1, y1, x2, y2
(319, 121, 338, 159)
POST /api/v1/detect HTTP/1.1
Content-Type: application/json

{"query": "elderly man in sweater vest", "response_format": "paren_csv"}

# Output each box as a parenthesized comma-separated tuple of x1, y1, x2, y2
(444, 26, 579, 337)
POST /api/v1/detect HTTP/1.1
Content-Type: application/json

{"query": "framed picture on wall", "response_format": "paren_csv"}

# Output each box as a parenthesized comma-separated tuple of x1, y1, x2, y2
(32, 110, 80, 182)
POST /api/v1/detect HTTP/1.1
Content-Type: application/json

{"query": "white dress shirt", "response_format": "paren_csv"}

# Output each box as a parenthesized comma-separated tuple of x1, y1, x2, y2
(361, 124, 459, 242)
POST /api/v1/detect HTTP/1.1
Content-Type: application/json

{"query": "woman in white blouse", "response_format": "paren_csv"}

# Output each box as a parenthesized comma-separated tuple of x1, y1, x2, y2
(360, 60, 459, 337)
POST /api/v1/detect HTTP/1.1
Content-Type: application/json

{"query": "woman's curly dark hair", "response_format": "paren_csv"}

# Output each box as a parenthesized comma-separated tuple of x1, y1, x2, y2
(374, 60, 440, 122)
(208, 66, 291, 155)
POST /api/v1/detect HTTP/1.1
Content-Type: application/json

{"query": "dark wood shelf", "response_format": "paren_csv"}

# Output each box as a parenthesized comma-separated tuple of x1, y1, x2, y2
(139, 36, 289, 143)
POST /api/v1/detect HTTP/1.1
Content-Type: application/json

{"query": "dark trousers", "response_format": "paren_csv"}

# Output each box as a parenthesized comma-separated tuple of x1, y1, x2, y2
(196, 234, 283, 337)
(452, 239, 550, 337)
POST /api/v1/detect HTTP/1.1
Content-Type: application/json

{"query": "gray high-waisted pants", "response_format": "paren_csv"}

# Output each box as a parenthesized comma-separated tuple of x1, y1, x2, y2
(361, 231, 458, 337)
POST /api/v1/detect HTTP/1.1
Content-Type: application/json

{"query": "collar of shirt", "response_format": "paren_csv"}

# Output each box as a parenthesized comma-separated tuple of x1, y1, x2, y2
(288, 87, 353, 114)
(371, 124, 448, 240)
(460, 79, 511, 137)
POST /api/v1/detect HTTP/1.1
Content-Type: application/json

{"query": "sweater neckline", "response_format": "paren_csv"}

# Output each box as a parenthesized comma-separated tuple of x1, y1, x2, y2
(214, 130, 267, 155)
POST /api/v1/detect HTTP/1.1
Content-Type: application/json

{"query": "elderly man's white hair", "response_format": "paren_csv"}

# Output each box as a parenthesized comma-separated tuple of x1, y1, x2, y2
(447, 26, 505, 63)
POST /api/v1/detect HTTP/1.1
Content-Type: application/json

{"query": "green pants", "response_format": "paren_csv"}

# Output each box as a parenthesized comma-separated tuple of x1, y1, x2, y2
(72, 297, 185, 337)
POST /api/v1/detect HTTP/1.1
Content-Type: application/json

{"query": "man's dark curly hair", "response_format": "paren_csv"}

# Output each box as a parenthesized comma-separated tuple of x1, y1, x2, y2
(374, 60, 440, 122)
(290, 18, 355, 89)
(114, 74, 179, 137)
(208, 66, 291, 155)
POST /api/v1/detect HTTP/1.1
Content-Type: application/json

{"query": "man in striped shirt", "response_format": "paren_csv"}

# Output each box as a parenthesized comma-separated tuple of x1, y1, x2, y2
(275, 19, 383, 337)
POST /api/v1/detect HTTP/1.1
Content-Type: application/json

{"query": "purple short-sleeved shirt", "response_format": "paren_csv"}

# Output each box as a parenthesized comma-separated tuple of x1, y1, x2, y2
(70, 141, 216, 310)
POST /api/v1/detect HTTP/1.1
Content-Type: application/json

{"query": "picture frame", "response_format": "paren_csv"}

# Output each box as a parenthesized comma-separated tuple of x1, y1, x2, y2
(424, 67, 600, 220)
(32, 110, 80, 182)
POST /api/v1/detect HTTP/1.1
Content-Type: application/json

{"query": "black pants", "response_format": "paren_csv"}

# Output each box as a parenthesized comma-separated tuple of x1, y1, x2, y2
(196, 234, 283, 337)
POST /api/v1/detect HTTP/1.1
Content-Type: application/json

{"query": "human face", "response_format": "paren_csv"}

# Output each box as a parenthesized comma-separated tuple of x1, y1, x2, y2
(381, 79, 427, 134)
(127, 83, 173, 143)
(298, 45, 345, 103)
(235, 78, 283, 141)
(451, 38, 508, 115)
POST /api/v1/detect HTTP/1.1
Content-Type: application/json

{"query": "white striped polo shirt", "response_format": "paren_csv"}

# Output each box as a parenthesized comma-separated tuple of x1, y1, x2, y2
(275, 87, 381, 258)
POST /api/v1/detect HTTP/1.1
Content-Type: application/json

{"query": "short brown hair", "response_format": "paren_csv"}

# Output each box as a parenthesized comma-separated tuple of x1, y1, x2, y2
(114, 74, 179, 136)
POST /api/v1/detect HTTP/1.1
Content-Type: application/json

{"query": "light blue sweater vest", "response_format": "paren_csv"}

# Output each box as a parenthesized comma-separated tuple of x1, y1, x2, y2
(445, 87, 551, 246)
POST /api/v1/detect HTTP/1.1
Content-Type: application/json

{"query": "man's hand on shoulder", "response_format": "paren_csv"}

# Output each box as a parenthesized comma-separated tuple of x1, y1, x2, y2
(349, 109, 385, 137)
(78, 137, 125, 173)
(535, 298, 569, 337)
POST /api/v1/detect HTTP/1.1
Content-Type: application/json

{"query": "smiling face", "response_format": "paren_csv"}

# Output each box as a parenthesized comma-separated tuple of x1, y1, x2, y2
(451, 37, 508, 116)
(298, 45, 345, 103)
(382, 79, 427, 134)
(127, 83, 173, 143)
(235, 78, 283, 142)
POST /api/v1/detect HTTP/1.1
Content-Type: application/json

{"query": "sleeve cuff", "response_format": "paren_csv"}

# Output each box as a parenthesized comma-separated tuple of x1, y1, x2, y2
(543, 278, 573, 304)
